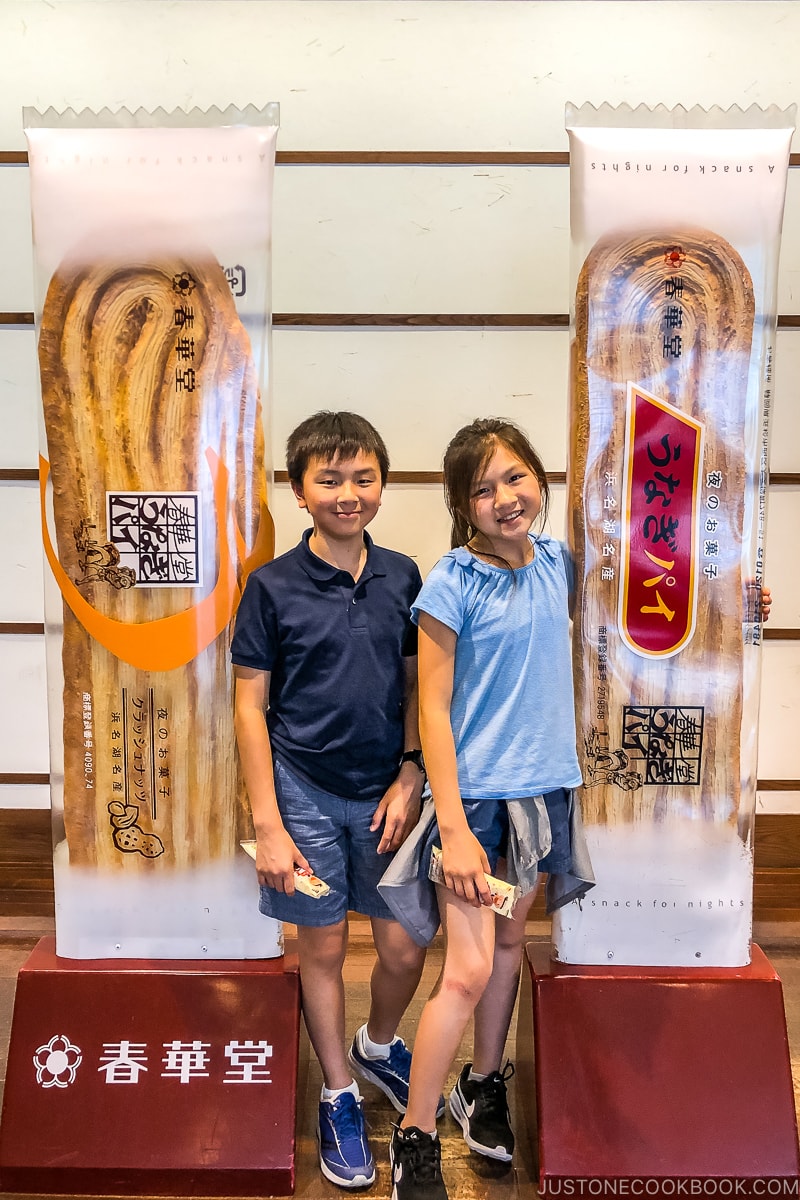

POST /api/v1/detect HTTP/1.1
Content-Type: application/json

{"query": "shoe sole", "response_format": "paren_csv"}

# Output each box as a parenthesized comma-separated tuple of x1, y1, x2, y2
(317, 1129, 376, 1189)
(389, 1140, 399, 1200)
(347, 1047, 446, 1119)
(448, 1086, 513, 1163)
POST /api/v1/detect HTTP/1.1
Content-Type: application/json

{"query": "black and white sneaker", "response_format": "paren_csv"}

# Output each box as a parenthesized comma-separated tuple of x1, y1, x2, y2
(390, 1125, 448, 1200)
(448, 1061, 515, 1162)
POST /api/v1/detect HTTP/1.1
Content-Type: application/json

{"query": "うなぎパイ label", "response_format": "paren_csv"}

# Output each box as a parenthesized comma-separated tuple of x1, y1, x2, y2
(619, 383, 704, 658)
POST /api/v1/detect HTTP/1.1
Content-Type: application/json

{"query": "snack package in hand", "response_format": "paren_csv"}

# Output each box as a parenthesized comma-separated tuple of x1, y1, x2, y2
(240, 842, 331, 898)
(428, 845, 518, 918)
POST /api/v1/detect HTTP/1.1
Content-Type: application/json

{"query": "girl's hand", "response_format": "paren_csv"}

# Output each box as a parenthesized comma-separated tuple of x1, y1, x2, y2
(439, 828, 494, 908)
(761, 585, 772, 623)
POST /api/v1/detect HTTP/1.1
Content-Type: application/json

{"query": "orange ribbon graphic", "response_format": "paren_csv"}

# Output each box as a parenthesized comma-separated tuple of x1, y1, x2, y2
(40, 448, 240, 673)
(235, 495, 275, 596)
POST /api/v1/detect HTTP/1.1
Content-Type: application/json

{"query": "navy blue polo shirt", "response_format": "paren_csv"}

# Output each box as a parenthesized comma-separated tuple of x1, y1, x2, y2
(231, 530, 422, 801)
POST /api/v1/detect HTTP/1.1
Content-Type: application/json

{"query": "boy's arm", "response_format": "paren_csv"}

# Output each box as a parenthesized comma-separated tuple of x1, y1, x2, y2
(417, 612, 492, 907)
(370, 655, 425, 853)
(233, 665, 310, 893)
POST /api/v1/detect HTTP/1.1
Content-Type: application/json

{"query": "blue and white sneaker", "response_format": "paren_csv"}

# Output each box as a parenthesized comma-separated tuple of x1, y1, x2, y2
(348, 1025, 445, 1119)
(317, 1090, 376, 1188)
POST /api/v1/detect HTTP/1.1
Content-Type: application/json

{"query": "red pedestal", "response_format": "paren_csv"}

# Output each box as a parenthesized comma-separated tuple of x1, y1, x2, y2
(517, 942, 800, 1192)
(0, 937, 303, 1196)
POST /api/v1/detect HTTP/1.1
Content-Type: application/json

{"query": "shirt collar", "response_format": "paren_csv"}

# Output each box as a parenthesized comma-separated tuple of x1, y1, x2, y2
(298, 528, 387, 582)
(450, 532, 560, 576)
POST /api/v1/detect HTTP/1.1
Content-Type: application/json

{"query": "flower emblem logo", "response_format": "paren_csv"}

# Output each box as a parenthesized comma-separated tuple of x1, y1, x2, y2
(171, 271, 196, 298)
(33, 1034, 83, 1088)
(664, 245, 686, 269)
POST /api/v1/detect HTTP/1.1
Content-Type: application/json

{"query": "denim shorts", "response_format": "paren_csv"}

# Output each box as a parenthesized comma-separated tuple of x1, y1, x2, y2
(258, 757, 398, 927)
(425, 788, 574, 878)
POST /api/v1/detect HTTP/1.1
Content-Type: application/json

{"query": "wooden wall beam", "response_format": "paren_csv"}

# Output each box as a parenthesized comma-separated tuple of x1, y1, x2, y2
(4, 467, 800, 486)
(6, 312, 800, 329)
(5, 150, 800, 167)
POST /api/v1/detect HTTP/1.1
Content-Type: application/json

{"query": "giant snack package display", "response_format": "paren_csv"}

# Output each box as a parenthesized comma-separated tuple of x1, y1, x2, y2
(24, 106, 280, 958)
(553, 104, 795, 967)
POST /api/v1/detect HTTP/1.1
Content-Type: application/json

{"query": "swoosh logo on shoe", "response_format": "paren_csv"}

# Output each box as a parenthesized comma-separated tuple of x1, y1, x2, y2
(463, 1098, 476, 1117)
(393, 1163, 403, 1182)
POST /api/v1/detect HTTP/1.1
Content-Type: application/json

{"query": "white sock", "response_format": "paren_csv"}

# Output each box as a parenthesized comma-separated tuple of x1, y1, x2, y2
(468, 1068, 488, 1082)
(358, 1024, 396, 1059)
(321, 1079, 360, 1102)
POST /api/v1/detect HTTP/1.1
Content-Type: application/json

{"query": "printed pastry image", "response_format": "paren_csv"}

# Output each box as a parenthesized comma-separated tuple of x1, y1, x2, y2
(38, 252, 272, 869)
(569, 229, 755, 827)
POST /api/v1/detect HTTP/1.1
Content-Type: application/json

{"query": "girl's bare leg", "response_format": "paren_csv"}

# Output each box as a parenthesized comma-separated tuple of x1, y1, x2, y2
(402, 887, 496, 1132)
(472, 883, 540, 1075)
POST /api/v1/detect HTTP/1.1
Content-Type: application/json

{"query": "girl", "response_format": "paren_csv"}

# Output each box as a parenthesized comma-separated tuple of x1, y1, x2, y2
(388, 418, 595, 1200)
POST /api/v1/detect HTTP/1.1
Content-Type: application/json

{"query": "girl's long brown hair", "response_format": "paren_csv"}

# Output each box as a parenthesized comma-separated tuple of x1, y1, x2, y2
(442, 417, 550, 551)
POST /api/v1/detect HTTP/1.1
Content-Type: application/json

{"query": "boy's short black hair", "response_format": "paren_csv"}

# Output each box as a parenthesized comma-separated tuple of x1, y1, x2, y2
(286, 411, 390, 487)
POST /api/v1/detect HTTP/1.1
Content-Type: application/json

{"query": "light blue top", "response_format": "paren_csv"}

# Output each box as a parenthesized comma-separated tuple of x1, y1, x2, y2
(411, 534, 582, 800)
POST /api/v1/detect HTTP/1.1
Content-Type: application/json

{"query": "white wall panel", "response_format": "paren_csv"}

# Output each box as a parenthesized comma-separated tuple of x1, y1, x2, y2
(272, 328, 570, 472)
(781, 171, 800, 312)
(0, 784, 49, 810)
(281, 164, 800, 319)
(273, 327, 800, 475)
(273, 165, 570, 315)
(0, 483, 43, 622)
(764, 488, 800, 629)
(1, 3, 799, 152)
(0, 636, 48, 772)
(758, 641, 800, 780)
(0, 166, 34, 312)
(0, 328, 40, 469)
(771, 330, 800, 474)
(758, 791, 800, 814)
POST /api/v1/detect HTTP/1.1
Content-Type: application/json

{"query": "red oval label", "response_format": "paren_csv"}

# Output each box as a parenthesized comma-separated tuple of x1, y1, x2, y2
(619, 384, 704, 658)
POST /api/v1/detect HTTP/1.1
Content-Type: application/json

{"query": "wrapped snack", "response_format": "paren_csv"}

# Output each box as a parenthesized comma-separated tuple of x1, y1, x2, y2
(553, 103, 795, 968)
(428, 846, 518, 919)
(293, 867, 332, 900)
(240, 844, 331, 899)
(25, 105, 280, 959)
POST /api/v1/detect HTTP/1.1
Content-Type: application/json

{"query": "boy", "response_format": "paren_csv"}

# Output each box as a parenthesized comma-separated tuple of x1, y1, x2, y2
(232, 411, 432, 1188)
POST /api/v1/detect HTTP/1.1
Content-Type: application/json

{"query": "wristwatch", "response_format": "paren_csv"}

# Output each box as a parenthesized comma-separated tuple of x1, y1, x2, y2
(400, 749, 425, 773)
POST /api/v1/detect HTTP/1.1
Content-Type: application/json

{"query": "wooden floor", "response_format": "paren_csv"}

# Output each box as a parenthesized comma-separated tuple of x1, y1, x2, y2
(2, 920, 800, 1199)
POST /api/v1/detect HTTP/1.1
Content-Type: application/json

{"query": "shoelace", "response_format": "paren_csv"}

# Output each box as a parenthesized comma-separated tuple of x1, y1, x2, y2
(328, 1094, 364, 1142)
(399, 1136, 441, 1184)
(387, 1041, 411, 1075)
(473, 1060, 515, 1118)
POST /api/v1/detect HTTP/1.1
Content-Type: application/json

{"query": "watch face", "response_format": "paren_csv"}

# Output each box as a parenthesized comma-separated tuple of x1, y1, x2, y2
(402, 750, 425, 771)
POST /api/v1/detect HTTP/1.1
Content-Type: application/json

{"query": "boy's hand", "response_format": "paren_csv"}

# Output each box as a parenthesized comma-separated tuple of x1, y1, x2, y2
(255, 826, 311, 894)
(439, 828, 493, 909)
(371, 765, 424, 854)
